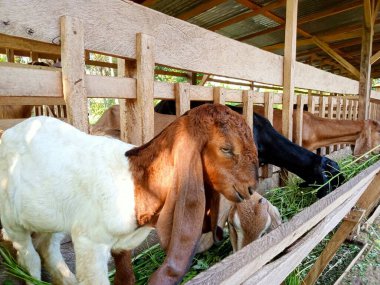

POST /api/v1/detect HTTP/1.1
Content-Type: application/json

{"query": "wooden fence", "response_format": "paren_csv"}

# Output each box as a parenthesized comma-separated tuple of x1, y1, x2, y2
(1, 0, 380, 284)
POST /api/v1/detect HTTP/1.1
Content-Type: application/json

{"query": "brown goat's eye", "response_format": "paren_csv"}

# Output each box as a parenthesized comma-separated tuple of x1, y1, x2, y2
(221, 147, 233, 156)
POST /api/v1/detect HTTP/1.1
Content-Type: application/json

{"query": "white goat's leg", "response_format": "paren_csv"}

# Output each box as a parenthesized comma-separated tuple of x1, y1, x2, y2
(4, 228, 41, 283)
(72, 235, 110, 285)
(34, 232, 77, 285)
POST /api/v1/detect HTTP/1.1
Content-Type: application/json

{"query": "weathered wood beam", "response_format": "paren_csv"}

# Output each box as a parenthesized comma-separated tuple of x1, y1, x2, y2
(177, 0, 227, 21)
(187, 161, 380, 285)
(60, 16, 88, 133)
(282, 0, 298, 140)
(371, 49, 380, 64)
(236, 1, 358, 77)
(238, 0, 363, 43)
(312, 37, 360, 78)
(358, 0, 375, 120)
(208, 0, 285, 31)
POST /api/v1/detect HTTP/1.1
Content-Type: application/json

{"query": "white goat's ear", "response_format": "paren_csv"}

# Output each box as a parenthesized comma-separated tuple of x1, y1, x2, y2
(227, 207, 239, 253)
(268, 205, 282, 230)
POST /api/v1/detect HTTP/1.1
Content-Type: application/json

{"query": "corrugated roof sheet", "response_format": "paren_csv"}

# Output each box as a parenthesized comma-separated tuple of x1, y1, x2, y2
(189, 0, 249, 28)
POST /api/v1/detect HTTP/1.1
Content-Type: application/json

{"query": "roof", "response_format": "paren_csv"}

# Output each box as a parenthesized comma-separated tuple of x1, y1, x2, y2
(134, 0, 380, 80)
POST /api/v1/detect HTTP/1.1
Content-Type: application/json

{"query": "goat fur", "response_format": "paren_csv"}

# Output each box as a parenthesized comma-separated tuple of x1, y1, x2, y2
(0, 104, 258, 285)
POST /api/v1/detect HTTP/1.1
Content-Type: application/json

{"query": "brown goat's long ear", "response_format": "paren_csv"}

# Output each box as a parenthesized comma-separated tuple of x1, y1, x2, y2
(152, 138, 206, 282)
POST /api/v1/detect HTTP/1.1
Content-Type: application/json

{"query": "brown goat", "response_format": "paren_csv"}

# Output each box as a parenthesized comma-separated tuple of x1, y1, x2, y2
(1, 104, 258, 285)
(254, 106, 380, 156)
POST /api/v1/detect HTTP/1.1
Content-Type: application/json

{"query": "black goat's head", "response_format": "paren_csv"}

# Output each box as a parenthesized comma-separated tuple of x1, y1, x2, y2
(316, 157, 345, 198)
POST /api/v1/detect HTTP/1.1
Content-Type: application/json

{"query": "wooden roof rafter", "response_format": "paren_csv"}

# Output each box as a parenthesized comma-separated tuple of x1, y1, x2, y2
(237, 0, 363, 43)
(234, 0, 360, 78)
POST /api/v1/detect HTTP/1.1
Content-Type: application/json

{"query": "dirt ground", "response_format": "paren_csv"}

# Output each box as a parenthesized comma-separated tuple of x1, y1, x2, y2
(340, 216, 380, 285)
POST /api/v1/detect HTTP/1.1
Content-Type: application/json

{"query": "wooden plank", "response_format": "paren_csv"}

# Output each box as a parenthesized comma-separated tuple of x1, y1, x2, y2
(312, 37, 360, 78)
(225, 89, 243, 103)
(302, 209, 365, 285)
(154, 81, 175, 99)
(60, 16, 88, 132)
(177, 0, 227, 20)
(319, 95, 327, 155)
(0, 97, 65, 105)
(187, 161, 380, 285)
(243, 188, 368, 285)
(0, 0, 360, 94)
(175, 83, 190, 116)
(295, 95, 306, 146)
(358, 2, 374, 120)
(86, 75, 136, 98)
(189, 85, 213, 101)
(282, 0, 298, 140)
(213, 87, 226, 105)
(242, 90, 254, 134)
(124, 33, 155, 145)
(0, 65, 62, 97)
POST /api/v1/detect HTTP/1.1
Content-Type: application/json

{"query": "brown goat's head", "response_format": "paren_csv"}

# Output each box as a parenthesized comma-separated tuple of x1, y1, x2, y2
(186, 104, 258, 203)
(354, 120, 380, 157)
(228, 193, 281, 252)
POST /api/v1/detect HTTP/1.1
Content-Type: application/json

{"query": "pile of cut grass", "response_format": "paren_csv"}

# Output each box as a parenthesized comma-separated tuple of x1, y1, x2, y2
(1, 151, 379, 285)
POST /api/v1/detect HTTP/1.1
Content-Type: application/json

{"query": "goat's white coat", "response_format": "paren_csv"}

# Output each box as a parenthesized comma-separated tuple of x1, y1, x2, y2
(0, 116, 153, 284)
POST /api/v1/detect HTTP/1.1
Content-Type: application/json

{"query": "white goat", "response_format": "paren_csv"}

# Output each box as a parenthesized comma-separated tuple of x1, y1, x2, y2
(0, 103, 258, 285)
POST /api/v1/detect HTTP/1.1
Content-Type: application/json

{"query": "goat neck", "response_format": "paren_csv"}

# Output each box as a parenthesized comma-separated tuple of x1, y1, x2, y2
(301, 114, 364, 150)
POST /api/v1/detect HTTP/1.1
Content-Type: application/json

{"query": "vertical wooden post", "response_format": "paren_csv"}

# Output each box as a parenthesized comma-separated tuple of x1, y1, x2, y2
(60, 16, 89, 133)
(282, 0, 298, 140)
(31, 52, 39, 62)
(319, 96, 327, 155)
(262, 92, 274, 178)
(308, 90, 316, 114)
(328, 96, 335, 153)
(6, 49, 14, 63)
(358, 0, 374, 120)
(336, 96, 342, 150)
(354, 100, 359, 120)
(295, 95, 306, 146)
(243, 90, 254, 135)
(348, 100, 354, 120)
(123, 33, 155, 145)
(213, 87, 226, 105)
(175, 83, 191, 116)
